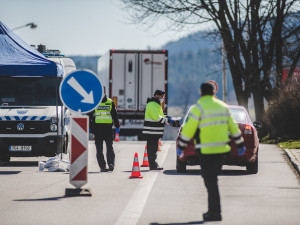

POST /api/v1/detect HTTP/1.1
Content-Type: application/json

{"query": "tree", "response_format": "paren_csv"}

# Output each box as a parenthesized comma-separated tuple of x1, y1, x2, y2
(121, 0, 300, 120)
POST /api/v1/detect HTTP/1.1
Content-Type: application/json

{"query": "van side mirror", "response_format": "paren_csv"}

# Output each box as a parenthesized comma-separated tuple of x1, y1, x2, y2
(253, 121, 262, 129)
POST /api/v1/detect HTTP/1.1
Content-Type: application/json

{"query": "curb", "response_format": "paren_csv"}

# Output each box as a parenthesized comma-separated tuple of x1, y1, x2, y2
(284, 149, 300, 176)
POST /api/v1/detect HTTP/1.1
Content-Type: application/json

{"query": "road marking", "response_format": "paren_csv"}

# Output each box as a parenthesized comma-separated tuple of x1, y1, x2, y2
(115, 143, 171, 225)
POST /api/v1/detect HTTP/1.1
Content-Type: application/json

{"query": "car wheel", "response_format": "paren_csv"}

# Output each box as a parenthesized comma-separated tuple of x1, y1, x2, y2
(246, 157, 258, 174)
(176, 156, 186, 173)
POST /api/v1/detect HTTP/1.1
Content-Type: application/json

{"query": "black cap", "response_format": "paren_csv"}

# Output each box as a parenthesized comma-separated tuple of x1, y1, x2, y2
(201, 83, 214, 95)
(154, 90, 165, 96)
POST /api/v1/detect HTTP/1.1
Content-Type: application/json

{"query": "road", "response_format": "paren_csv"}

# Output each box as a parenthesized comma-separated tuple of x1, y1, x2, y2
(0, 142, 300, 225)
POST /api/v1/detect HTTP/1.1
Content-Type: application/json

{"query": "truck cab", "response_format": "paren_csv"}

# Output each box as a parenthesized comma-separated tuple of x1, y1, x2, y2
(0, 46, 76, 162)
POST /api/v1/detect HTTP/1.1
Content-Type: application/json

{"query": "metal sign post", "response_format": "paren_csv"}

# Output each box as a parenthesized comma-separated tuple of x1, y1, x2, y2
(60, 70, 103, 196)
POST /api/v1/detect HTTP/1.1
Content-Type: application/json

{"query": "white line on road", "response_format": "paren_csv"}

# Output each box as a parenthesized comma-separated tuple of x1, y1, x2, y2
(115, 143, 171, 225)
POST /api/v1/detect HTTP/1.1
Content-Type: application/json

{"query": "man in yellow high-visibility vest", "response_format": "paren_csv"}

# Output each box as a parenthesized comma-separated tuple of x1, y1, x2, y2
(89, 87, 120, 172)
(142, 90, 167, 170)
(177, 82, 245, 221)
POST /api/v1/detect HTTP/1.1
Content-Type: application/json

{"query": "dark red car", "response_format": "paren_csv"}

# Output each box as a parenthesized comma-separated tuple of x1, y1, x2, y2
(176, 105, 261, 174)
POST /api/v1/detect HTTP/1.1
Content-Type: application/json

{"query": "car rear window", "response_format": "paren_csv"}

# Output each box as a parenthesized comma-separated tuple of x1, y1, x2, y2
(229, 108, 247, 123)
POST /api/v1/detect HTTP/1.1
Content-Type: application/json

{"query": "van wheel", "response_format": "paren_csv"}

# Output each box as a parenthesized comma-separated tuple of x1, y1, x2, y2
(246, 157, 258, 174)
(176, 156, 186, 173)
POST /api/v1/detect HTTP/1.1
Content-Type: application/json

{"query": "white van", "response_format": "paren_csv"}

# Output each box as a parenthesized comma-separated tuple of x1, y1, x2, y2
(0, 47, 76, 162)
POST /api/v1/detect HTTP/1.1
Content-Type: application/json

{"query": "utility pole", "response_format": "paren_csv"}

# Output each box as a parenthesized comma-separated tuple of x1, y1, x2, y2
(222, 41, 227, 103)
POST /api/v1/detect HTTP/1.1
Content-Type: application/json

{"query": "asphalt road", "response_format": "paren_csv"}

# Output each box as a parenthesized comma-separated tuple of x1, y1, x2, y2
(0, 142, 300, 225)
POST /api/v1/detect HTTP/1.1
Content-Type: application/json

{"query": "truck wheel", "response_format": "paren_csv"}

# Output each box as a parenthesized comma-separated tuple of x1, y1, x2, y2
(246, 157, 258, 174)
(0, 154, 10, 162)
(176, 156, 186, 173)
(138, 134, 146, 141)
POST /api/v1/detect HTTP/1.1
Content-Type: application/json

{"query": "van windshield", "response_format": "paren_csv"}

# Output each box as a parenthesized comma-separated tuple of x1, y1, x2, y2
(0, 77, 62, 106)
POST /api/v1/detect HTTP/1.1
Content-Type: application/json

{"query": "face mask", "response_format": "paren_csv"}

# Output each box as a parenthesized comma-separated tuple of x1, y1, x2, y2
(160, 98, 164, 103)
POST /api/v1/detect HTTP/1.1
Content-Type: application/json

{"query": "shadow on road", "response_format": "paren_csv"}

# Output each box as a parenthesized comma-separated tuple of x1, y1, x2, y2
(123, 170, 151, 173)
(14, 194, 89, 201)
(163, 169, 201, 176)
(150, 221, 204, 225)
(0, 171, 22, 175)
(14, 197, 67, 201)
(0, 161, 38, 167)
(164, 169, 249, 176)
(221, 169, 249, 176)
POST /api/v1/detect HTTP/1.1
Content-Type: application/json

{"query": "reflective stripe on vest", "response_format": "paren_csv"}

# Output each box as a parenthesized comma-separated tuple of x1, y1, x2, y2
(198, 120, 228, 128)
(94, 98, 113, 124)
(195, 141, 228, 149)
(142, 130, 164, 135)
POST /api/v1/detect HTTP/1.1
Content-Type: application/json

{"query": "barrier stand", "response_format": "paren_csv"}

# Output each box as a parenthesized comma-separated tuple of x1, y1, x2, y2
(65, 116, 92, 197)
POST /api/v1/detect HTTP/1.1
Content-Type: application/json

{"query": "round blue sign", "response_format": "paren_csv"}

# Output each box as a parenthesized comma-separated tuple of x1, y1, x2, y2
(59, 70, 103, 113)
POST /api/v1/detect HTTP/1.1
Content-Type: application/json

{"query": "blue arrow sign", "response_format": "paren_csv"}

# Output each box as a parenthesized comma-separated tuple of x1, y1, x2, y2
(60, 70, 103, 113)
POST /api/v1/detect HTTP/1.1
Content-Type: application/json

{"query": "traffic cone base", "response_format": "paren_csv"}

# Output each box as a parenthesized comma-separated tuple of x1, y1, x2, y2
(129, 153, 143, 179)
(158, 146, 161, 151)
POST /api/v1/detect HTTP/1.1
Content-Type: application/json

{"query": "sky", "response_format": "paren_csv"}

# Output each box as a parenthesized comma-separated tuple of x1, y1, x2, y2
(0, 0, 204, 56)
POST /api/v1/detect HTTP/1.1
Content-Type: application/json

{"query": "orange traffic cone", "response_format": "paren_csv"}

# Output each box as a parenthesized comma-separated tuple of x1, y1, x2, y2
(114, 129, 120, 142)
(159, 138, 163, 146)
(114, 133, 120, 142)
(141, 148, 149, 167)
(129, 153, 143, 178)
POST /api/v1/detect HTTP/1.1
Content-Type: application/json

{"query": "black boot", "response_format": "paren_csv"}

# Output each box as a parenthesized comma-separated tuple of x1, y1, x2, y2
(108, 164, 114, 171)
(203, 212, 222, 221)
(100, 168, 109, 172)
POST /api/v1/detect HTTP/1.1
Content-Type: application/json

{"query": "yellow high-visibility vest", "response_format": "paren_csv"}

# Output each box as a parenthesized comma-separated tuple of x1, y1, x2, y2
(180, 96, 241, 154)
(94, 98, 113, 124)
(143, 99, 165, 136)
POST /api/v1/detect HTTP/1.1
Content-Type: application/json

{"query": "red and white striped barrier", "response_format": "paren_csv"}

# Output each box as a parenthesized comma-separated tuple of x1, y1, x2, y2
(70, 116, 89, 189)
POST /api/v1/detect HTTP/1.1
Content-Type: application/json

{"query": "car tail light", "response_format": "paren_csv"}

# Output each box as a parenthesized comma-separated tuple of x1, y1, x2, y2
(244, 124, 253, 134)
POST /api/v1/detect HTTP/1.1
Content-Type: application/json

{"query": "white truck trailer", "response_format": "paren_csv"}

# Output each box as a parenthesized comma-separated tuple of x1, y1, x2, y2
(97, 50, 168, 139)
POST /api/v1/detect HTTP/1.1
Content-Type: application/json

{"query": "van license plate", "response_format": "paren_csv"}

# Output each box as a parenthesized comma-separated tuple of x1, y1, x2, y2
(9, 146, 32, 152)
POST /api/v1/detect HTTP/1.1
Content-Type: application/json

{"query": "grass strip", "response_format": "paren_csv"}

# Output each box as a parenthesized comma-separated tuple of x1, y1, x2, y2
(260, 135, 300, 149)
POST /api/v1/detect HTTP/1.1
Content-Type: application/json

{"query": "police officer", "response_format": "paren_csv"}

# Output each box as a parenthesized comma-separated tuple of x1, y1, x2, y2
(177, 83, 245, 221)
(89, 87, 120, 172)
(142, 90, 167, 170)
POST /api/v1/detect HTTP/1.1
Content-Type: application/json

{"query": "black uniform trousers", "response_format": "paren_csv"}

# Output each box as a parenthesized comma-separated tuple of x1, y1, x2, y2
(198, 153, 225, 214)
(94, 127, 115, 169)
(146, 136, 160, 168)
